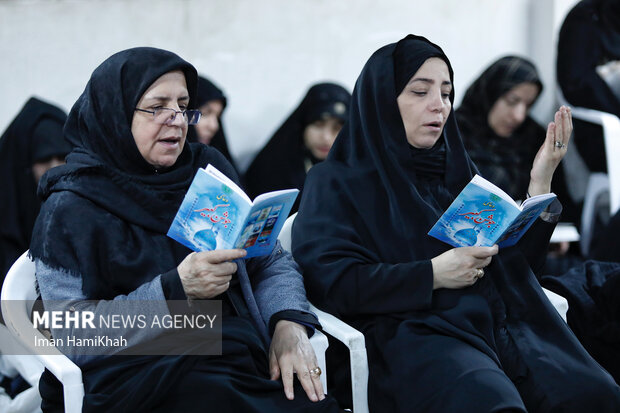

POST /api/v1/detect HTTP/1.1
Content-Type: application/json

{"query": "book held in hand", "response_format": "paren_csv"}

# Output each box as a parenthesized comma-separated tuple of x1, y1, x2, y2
(428, 174, 556, 248)
(167, 164, 299, 258)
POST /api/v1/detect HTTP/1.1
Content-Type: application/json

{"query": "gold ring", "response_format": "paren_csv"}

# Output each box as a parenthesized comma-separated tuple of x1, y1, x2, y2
(475, 268, 484, 279)
(309, 366, 322, 377)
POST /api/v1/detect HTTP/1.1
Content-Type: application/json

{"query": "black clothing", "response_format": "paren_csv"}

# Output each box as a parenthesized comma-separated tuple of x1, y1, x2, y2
(0, 97, 71, 283)
(293, 34, 620, 412)
(187, 75, 238, 173)
(456, 56, 543, 201)
(30, 47, 335, 412)
(557, 0, 620, 172)
(541, 260, 620, 384)
(40, 317, 339, 413)
(244, 83, 351, 212)
(590, 208, 620, 262)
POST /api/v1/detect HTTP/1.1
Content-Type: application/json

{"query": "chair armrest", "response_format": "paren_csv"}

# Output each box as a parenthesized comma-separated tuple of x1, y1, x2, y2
(308, 330, 328, 391)
(309, 303, 369, 413)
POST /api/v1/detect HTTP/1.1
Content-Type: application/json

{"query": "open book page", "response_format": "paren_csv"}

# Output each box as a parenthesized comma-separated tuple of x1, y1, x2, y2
(496, 193, 556, 248)
(428, 175, 522, 247)
(205, 163, 251, 204)
(167, 168, 252, 252)
(233, 189, 299, 258)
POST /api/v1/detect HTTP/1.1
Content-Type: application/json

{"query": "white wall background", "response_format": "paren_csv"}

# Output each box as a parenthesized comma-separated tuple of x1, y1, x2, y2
(0, 0, 579, 171)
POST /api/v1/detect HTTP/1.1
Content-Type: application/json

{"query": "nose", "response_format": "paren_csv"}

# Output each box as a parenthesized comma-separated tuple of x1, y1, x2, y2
(167, 110, 187, 127)
(512, 103, 527, 124)
(205, 115, 219, 131)
(429, 90, 446, 112)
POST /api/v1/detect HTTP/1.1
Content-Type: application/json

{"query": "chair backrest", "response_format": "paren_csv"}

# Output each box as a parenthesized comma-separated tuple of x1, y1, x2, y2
(278, 212, 296, 252)
(557, 86, 620, 215)
(1, 251, 85, 413)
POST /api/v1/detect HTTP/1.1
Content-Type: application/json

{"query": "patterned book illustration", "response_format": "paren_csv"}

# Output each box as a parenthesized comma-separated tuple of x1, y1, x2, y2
(167, 164, 298, 258)
(428, 175, 556, 248)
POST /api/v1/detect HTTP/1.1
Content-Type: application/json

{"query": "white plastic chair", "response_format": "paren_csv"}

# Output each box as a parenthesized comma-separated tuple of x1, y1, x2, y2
(556, 89, 620, 217)
(279, 213, 370, 413)
(1, 251, 84, 413)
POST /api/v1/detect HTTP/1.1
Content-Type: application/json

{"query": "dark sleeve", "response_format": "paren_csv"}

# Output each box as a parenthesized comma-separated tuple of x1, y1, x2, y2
(269, 310, 320, 338)
(292, 168, 435, 318)
(557, 10, 620, 114)
(516, 199, 562, 275)
(160, 268, 187, 300)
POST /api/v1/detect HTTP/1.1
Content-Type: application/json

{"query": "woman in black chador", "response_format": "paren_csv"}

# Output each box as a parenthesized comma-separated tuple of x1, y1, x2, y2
(244, 82, 350, 211)
(0, 97, 71, 284)
(30, 47, 339, 412)
(456, 56, 544, 201)
(293, 35, 620, 412)
(557, 0, 620, 172)
(186, 75, 238, 173)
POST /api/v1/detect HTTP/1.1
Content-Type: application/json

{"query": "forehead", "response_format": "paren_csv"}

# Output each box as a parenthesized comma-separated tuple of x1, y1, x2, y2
(409, 57, 451, 83)
(140, 70, 188, 100)
(506, 82, 540, 98)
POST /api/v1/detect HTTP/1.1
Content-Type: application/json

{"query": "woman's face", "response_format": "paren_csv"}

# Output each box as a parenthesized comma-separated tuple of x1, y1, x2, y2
(131, 70, 189, 169)
(487, 82, 540, 138)
(194, 99, 224, 145)
(303, 116, 343, 160)
(32, 156, 65, 184)
(397, 57, 452, 149)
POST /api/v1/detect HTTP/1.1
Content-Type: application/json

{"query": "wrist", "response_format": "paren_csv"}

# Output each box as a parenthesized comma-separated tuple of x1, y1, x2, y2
(527, 181, 551, 197)
(275, 319, 307, 335)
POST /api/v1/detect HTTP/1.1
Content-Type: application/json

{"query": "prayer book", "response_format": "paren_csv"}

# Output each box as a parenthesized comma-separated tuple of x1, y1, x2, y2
(428, 174, 556, 248)
(167, 164, 299, 258)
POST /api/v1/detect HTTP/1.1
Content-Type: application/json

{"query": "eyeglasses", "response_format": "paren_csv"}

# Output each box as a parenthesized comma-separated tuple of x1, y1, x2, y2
(134, 107, 201, 125)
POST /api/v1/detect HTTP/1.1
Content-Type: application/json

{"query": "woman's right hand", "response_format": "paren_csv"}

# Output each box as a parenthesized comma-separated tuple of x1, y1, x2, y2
(430, 245, 498, 289)
(177, 249, 247, 299)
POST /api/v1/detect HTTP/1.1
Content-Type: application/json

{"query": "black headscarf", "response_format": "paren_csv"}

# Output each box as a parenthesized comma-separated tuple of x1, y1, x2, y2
(0, 97, 71, 280)
(456, 56, 544, 199)
(29, 47, 237, 298)
(243, 82, 351, 202)
(186, 75, 237, 171)
(294, 34, 475, 273)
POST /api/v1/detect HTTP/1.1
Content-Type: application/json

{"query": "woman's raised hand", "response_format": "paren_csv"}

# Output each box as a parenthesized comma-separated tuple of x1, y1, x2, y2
(431, 245, 498, 289)
(528, 106, 573, 197)
(177, 249, 247, 299)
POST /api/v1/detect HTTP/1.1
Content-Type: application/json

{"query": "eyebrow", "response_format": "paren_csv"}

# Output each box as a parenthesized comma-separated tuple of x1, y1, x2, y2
(408, 78, 452, 87)
(144, 95, 190, 102)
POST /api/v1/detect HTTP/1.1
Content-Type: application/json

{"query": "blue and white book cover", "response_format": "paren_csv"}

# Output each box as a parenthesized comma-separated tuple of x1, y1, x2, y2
(167, 165, 299, 257)
(428, 175, 555, 248)
(167, 168, 251, 252)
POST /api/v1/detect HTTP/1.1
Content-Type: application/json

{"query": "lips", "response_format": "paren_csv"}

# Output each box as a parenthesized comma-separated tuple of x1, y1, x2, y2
(158, 136, 181, 147)
(423, 120, 443, 131)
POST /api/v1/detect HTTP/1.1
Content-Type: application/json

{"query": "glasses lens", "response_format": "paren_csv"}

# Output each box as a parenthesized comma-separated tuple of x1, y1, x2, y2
(186, 110, 201, 125)
(153, 108, 177, 124)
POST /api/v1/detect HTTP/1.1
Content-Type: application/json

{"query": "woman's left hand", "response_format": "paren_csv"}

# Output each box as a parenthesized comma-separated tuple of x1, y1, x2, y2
(528, 106, 573, 196)
(269, 320, 325, 403)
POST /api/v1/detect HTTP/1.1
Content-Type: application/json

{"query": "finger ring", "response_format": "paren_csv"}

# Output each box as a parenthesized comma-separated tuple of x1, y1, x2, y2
(554, 141, 566, 149)
(475, 268, 484, 279)
(309, 366, 322, 376)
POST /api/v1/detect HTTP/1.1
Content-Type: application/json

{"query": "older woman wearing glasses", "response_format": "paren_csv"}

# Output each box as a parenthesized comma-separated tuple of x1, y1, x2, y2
(29, 47, 340, 412)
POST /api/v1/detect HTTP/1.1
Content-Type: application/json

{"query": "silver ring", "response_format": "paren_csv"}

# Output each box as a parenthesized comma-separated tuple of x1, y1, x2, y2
(309, 366, 322, 377)
(475, 268, 484, 279)
(554, 141, 566, 149)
